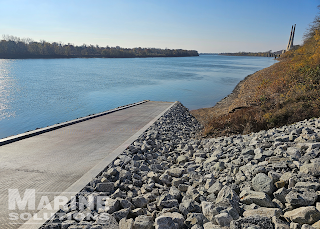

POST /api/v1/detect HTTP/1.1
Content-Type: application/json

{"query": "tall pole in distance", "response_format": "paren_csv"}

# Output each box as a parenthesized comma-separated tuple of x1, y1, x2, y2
(286, 24, 296, 51)
(286, 25, 294, 51)
(291, 24, 296, 49)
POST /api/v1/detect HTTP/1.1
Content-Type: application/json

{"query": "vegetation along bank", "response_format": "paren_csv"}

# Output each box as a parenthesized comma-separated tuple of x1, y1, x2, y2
(191, 8, 320, 138)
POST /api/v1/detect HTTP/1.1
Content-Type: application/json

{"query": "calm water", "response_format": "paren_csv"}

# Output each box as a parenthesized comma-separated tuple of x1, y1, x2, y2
(0, 55, 276, 139)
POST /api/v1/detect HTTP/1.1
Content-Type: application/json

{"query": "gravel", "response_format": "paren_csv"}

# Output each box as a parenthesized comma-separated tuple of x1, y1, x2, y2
(40, 102, 320, 229)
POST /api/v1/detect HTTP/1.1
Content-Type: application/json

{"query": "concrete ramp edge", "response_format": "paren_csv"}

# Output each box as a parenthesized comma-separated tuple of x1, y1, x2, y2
(19, 101, 177, 229)
(0, 100, 149, 146)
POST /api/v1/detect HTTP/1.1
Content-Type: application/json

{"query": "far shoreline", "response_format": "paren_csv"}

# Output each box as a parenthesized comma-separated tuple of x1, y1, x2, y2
(0, 54, 199, 60)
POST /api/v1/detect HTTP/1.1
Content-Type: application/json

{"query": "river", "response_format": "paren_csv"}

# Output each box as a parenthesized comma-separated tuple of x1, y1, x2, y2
(0, 55, 276, 139)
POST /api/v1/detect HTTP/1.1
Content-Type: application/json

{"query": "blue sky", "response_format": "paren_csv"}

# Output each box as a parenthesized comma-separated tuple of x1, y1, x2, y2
(1, 0, 319, 53)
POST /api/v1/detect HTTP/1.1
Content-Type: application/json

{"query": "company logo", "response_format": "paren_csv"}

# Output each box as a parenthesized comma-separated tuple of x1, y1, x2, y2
(8, 189, 110, 224)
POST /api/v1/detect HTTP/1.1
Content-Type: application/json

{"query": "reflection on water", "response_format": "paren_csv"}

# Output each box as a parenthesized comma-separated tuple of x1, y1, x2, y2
(0, 60, 16, 120)
(0, 55, 276, 139)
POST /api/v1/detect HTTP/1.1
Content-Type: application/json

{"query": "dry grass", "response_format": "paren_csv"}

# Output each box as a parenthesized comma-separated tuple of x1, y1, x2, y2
(191, 12, 320, 138)
(191, 53, 320, 138)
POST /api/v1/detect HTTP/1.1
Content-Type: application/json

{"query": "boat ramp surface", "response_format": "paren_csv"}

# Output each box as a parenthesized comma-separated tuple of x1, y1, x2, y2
(0, 100, 175, 229)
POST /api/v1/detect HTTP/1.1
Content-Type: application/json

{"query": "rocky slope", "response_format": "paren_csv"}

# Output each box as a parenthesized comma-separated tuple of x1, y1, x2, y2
(41, 102, 320, 229)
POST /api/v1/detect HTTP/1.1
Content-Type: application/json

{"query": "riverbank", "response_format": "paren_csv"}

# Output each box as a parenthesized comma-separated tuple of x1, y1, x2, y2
(191, 59, 280, 115)
(192, 12, 320, 138)
(191, 53, 320, 137)
(39, 102, 320, 229)
(190, 60, 281, 136)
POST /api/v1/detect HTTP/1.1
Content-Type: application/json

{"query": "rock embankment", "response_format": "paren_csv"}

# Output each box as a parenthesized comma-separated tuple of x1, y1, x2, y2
(41, 102, 320, 229)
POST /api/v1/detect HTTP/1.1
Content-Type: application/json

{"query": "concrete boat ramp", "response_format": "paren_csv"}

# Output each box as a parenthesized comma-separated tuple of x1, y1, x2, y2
(0, 100, 175, 229)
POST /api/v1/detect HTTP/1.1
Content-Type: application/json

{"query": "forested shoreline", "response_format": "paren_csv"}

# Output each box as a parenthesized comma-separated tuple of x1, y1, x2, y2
(0, 35, 199, 59)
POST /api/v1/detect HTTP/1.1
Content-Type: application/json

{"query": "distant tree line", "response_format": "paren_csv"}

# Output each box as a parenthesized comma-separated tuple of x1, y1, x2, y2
(0, 35, 199, 59)
(219, 51, 276, 57)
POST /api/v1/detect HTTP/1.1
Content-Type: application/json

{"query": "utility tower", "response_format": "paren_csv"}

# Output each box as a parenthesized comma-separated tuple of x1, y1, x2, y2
(286, 24, 296, 51)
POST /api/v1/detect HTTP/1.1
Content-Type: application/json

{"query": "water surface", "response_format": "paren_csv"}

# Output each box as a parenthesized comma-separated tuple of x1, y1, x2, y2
(0, 55, 276, 139)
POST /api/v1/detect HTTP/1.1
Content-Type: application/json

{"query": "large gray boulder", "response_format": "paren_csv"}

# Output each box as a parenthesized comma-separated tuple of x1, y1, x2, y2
(112, 208, 130, 222)
(155, 212, 185, 229)
(133, 215, 154, 229)
(94, 213, 119, 229)
(285, 188, 317, 207)
(101, 198, 120, 214)
(216, 186, 240, 203)
(176, 155, 188, 164)
(284, 206, 320, 225)
(207, 181, 222, 195)
(229, 216, 273, 229)
(95, 182, 115, 193)
(166, 168, 185, 178)
(274, 187, 290, 204)
(243, 207, 282, 218)
(119, 218, 134, 229)
(240, 190, 274, 208)
(300, 162, 320, 176)
(271, 216, 289, 229)
(216, 185, 240, 212)
(132, 196, 148, 208)
(184, 213, 208, 228)
(215, 212, 233, 227)
(201, 201, 221, 224)
(295, 182, 320, 191)
(157, 193, 179, 210)
(179, 197, 199, 217)
(252, 173, 275, 195)
(159, 173, 172, 185)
